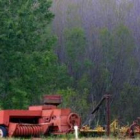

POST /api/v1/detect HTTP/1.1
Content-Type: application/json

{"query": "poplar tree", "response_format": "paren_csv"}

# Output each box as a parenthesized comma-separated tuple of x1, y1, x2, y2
(0, 0, 69, 108)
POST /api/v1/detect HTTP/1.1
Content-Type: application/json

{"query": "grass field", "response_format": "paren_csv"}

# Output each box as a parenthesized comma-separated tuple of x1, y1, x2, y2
(1, 137, 140, 140)
(1, 134, 140, 140)
(0, 138, 140, 140)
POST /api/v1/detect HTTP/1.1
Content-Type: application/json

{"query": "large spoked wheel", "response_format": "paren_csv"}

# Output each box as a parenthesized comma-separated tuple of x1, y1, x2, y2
(67, 113, 81, 130)
(0, 126, 7, 137)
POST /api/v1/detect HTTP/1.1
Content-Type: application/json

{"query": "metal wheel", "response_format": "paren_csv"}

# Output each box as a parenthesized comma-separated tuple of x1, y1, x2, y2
(67, 113, 81, 129)
(0, 126, 7, 137)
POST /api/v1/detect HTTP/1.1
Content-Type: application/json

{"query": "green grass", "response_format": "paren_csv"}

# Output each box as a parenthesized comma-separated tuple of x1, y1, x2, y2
(1, 138, 140, 140)
(1, 134, 140, 140)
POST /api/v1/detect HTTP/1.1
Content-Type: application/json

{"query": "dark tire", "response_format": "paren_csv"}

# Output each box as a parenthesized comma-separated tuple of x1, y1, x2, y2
(0, 126, 7, 137)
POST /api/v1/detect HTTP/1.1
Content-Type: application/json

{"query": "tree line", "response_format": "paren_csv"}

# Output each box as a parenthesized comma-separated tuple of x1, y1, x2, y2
(51, 0, 140, 123)
(0, 0, 140, 125)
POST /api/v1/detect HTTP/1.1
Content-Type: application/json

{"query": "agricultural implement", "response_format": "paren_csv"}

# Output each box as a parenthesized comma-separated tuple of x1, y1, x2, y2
(0, 95, 81, 137)
(80, 94, 111, 136)
(80, 94, 140, 138)
(125, 118, 140, 138)
(80, 119, 129, 137)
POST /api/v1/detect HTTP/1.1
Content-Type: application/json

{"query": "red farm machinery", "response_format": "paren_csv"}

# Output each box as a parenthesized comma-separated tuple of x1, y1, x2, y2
(0, 95, 81, 138)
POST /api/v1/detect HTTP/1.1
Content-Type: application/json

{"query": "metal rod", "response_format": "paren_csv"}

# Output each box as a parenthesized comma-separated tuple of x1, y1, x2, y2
(91, 97, 105, 114)
(106, 95, 110, 136)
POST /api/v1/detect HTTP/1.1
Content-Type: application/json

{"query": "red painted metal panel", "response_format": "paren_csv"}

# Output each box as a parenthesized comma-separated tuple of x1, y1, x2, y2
(0, 110, 42, 126)
(0, 95, 81, 137)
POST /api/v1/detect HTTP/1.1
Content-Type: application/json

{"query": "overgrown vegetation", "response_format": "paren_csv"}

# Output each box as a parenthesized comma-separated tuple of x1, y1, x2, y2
(0, 0, 140, 127)
(52, 0, 140, 124)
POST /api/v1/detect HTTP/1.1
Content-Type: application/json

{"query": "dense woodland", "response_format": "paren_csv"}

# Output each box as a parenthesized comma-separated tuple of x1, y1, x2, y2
(0, 0, 140, 125)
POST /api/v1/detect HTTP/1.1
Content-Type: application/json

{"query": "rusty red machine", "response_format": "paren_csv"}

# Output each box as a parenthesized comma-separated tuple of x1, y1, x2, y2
(0, 95, 81, 137)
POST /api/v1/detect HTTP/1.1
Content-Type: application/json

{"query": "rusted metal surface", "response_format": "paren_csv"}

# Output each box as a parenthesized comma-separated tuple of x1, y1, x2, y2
(0, 95, 81, 137)
(43, 95, 62, 106)
(105, 95, 111, 136)
(67, 113, 81, 129)
(91, 94, 111, 136)
(81, 94, 111, 137)
(126, 120, 140, 138)
(14, 124, 42, 136)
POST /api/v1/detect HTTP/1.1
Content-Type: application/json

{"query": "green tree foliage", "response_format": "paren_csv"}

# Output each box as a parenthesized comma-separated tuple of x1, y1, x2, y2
(0, 0, 71, 109)
(99, 28, 115, 92)
(57, 88, 89, 121)
(64, 27, 93, 86)
(114, 83, 140, 122)
(1, 0, 140, 125)
(64, 27, 87, 82)
(64, 28, 86, 62)
(99, 25, 138, 121)
(51, 0, 140, 123)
